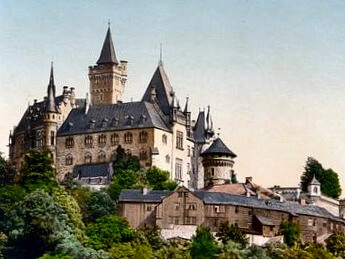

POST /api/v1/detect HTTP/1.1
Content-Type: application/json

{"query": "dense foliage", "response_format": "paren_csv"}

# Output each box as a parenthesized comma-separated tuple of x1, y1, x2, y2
(279, 220, 301, 247)
(300, 157, 342, 198)
(216, 222, 249, 247)
(189, 226, 220, 259)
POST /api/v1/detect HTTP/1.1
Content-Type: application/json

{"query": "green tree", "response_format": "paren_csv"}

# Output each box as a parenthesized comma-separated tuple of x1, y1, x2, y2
(303, 242, 335, 259)
(189, 226, 219, 259)
(300, 157, 342, 199)
(139, 225, 165, 250)
(5, 189, 72, 259)
(19, 149, 58, 193)
(0, 153, 15, 186)
(279, 221, 301, 247)
(107, 169, 138, 201)
(325, 232, 345, 257)
(145, 166, 177, 190)
(216, 222, 249, 248)
(86, 215, 135, 251)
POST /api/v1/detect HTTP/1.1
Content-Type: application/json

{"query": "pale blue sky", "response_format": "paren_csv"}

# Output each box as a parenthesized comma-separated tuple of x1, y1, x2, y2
(1, 0, 345, 194)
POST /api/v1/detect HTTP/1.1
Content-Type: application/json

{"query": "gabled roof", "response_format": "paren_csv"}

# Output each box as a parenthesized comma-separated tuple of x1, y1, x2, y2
(73, 162, 113, 178)
(57, 101, 170, 136)
(97, 27, 119, 65)
(142, 63, 174, 115)
(310, 175, 321, 185)
(201, 138, 237, 158)
(119, 189, 172, 203)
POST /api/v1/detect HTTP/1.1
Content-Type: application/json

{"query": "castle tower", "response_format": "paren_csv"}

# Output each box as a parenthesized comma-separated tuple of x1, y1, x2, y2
(43, 63, 59, 162)
(308, 175, 321, 197)
(201, 137, 237, 187)
(89, 26, 127, 106)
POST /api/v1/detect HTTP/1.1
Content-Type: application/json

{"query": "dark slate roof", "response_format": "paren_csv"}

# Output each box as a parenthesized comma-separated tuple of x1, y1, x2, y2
(193, 111, 207, 144)
(142, 64, 174, 115)
(58, 101, 169, 136)
(201, 138, 237, 158)
(73, 162, 113, 178)
(15, 97, 85, 133)
(97, 27, 119, 65)
(119, 189, 172, 203)
(255, 215, 276, 226)
(119, 189, 344, 222)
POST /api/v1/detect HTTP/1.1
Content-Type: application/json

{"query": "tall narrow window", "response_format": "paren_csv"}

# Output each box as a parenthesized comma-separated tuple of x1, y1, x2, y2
(162, 134, 167, 144)
(85, 135, 93, 147)
(50, 131, 55, 146)
(98, 151, 106, 162)
(98, 134, 107, 145)
(175, 158, 183, 180)
(65, 137, 74, 148)
(139, 149, 148, 161)
(85, 153, 92, 163)
(111, 133, 119, 145)
(176, 131, 183, 149)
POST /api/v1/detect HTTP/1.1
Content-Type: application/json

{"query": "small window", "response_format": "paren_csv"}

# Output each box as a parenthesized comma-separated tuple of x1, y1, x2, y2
(139, 131, 148, 143)
(176, 131, 183, 149)
(174, 203, 180, 210)
(235, 206, 239, 213)
(65, 137, 74, 148)
(65, 155, 73, 165)
(124, 132, 133, 144)
(174, 217, 179, 225)
(178, 192, 183, 198)
(147, 206, 152, 212)
(98, 134, 107, 145)
(85, 135, 93, 147)
(162, 134, 167, 144)
(98, 151, 106, 162)
(165, 155, 170, 163)
(111, 133, 119, 145)
(85, 153, 92, 163)
(139, 149, 148, 161)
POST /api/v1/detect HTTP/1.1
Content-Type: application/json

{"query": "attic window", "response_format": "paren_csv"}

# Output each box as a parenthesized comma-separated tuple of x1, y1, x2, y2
(90, 119, 96, 129)
(101, 118, 109, 128)
(126, 116, 134, 125)
(139, 115, 147, 124)
(68, 122, 74, 130)
(111, 118, 119, 127)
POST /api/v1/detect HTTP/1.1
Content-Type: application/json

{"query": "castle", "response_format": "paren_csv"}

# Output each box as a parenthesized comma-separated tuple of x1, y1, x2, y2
(8, 26, 236, 190)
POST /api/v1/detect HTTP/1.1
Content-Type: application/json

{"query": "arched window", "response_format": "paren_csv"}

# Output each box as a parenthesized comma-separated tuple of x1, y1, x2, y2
(139, 131, 148, 143)
(111, 150, 117, 161)
(125, 149, 131, 159)
(65, 154, 73, 165)
(98, 151, 106, 162)
(98, 134, 107, 145)
(139, 149, 148, 161)
(165, 155, 170, 163)
(111, 133, 119, 145)
(314, 186, 318, 194)
(85, 135, 93, 147)
(162, 134, 167, 144)
(85, 153, 92, 163)
(124, 132, 133, 144)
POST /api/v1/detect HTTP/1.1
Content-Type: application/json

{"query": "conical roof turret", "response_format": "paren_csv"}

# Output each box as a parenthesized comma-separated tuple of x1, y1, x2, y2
(97, 27, 119, 65)
(46, 62, 57, 113)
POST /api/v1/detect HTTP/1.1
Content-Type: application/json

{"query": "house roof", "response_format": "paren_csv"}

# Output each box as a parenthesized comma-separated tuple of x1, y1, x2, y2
(119, 189, 344, 222)
(57, 101, 170, 136)
(72, 162, 113, 178)
(202, 183, 256, 196)
(142, 63, 174, 115)
(255, 215, 276, 226)
(97, 27, 119, 65)
(193, 111, 207, 144)
(310, 175, 321, 185)
(201, 138, 237, 158)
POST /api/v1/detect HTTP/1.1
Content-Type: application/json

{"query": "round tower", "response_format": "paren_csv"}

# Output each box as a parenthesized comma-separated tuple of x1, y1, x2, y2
(201, 138, 237, 187)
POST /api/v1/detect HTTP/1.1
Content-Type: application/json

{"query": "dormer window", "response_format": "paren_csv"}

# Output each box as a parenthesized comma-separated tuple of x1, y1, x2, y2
(101, 118, 108, 128)
(126, 116, 134, 125)
(111, 118, 119, 127)
(90, 119, 96, 129)
(139, 115, 147, 124)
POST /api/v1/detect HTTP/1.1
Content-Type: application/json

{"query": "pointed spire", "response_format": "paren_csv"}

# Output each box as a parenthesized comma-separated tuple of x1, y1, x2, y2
(46, 62, 57, 112)
(97, 26, 119, 65)
(310, 174, 321, 185)
(184, 97, 190, 113)
(171, 92, 178, 108)
(159, 43, 163, 66)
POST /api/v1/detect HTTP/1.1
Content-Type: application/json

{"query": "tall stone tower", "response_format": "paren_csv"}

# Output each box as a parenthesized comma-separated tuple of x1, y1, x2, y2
(43, 63, 59, 162)
(201, 138, 237, 187)
(89, 26, 127, 106)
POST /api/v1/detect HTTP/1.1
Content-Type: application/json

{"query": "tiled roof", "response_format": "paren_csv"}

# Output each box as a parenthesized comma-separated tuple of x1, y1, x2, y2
(119, 189, 344, 222)
(202, 183, 256, 196)
(193, 111, 207, 144)
(72, 162, 113, 178)
(119, 189, 172, 203)
(57, 101, 170, 136)
(201, 138, 237, 158)
(142, 64, 174, 116)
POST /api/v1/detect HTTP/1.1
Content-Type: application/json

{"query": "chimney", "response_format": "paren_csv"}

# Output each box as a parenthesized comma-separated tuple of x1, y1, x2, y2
(142, 188, 150, 195)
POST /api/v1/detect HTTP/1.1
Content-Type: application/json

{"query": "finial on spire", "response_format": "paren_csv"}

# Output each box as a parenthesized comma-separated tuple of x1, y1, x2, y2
(217, 128, 221, 137)
(159, 43, 163, 65)
(108, 19, 111, 27)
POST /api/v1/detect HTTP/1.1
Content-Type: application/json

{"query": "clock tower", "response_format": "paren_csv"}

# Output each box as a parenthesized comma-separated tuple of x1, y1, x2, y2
(89, 26, 127, 106)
